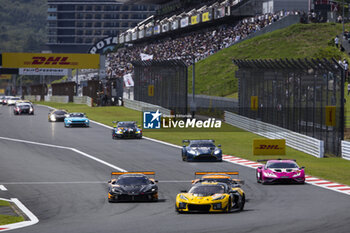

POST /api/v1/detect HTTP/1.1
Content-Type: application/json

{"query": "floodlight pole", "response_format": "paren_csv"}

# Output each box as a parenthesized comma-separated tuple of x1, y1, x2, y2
(192, 56, 195, 118)
(343, 0, 345, 37)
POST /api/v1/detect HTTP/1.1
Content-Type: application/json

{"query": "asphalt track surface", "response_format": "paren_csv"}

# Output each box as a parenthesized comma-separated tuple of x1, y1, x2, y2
(0, 104, 350, 233)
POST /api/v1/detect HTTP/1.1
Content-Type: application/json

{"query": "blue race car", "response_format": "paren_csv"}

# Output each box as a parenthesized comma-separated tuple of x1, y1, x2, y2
(64, 113, 89, 127)
(112, 121, 142, 139)
(181, 139, 222, 162)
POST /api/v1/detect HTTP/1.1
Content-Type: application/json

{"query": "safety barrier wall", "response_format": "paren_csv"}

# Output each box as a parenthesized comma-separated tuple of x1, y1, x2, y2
(123, 99, 171, 115)
(43, 95, 69, 103)
(224, 111, 324, 158)
(189, 94, 238, 111)
(341, 141, 350, 161)
(73, 96, 92, 107)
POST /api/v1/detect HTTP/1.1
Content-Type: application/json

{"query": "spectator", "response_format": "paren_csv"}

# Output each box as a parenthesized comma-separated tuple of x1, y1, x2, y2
(335, 35, 339, 48)
(347, 83, 350, 95)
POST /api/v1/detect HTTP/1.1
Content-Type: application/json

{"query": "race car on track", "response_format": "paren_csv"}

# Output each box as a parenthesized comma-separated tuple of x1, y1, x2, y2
(13, 102, 34, 115)
(48, 109, 69, 122)
(111, 121, 142, 139)
(175, 181, 245, 213)
(256, 159, 305, 184)
(192, 171, 245, 187)
(64, 113, 89, 127)
(7, 96, 21, 106)
(181, 139, 222, 162)
(107, 172, 158, 202)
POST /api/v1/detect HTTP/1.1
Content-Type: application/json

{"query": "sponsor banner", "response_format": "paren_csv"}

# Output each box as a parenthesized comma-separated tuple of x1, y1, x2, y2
(125, 33, 131, 42)
(119, 34, 125, 43)
(0, 89, 4, 94)
(19, 68, 68, 76)
(148, 85, 154, 96)
(171, 20, 179, 30)
(215, 7, 225, 19)
(325, 106, 336, 126)
(154, 25, 160, 34)
(180, 17, 189, 28)
(140, 53, 153, 61)
(138, 29, 144, 39)
(146, 27, 153, 37)
(123, 73, 134, 87)
(132, 32, 137, 41)
(161, 23, 169, 32)
(191, 15, 200, 25)
(2, 53, 100, 69)
(253, 139, 286, 155)
(251, 96, 258, 111)
(88, 36, 118, 54)
(0, 74, 11, 79)
(202, 12, 211, 22)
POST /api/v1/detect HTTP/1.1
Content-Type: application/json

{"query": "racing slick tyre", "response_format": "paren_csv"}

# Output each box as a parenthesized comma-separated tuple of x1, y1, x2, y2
(226, 197, 232, 213)
(256, 172, 261, 183)
(182, 156, 187, 161)
(240, 195, 245, 211)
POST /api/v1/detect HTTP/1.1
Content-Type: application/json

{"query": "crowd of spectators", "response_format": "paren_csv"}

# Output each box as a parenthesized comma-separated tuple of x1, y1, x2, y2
(106, 11, 301, 78)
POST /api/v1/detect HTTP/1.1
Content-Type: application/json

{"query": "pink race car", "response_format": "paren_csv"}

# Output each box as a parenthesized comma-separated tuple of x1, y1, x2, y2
(256, 159, 305, 184)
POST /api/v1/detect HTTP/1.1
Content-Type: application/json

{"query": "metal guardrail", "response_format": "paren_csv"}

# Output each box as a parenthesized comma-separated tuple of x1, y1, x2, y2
(73, 96, 92, 107)
(123, 99, 171, 115)
(224, 111, 324, 158)
(341, 141, 350, 160)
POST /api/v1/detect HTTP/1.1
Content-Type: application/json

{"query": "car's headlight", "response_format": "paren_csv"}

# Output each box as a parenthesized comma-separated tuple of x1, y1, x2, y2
(50, 115, 56, 121)
(29, 108, 33, 112)
(179, 194, 188, 201)
(293, 172, 302, 177)
(212, 194, 225, 201)
(188, 149, 199, 155)
(136, 130, 141, 134)
(85, 120, 89, 123)
(66, 120, 72, 123)
(112, 188, 121, 193)
(263, 172, 278, 178)
(214, 149, 221, 154)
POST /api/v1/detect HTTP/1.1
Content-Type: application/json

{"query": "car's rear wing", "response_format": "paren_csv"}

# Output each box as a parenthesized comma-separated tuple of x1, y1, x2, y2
(257, 159, 296, 163)
(193, 171, 244, 185)
(111, 171, 155, 178)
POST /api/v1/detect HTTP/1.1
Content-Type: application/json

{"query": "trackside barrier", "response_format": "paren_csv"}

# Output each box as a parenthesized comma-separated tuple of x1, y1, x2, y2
(341, 141, 350, 160)
(224, 111, 324, 158)
(43, 95, 69, 103)
(123, 99, 171, 115)
(189, 94, 238, 111)
(73, 96, 92, 107)
(24, 95, 37, 102)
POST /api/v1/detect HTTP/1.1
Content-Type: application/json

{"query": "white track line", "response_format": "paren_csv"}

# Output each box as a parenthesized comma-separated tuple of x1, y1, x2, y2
(0, 180, 191, 185)
(0, 136, 126, 172)
(0, 185, 7, 191)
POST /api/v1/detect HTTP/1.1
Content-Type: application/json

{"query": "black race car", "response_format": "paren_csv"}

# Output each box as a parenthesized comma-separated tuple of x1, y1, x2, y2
(48, 109, 69, 122)
(182, 140, 222, 162)
(107, 172, 158, 202)
(112, 121, 142, 139)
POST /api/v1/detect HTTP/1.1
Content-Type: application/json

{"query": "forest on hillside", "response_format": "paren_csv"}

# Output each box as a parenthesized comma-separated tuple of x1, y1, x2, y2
(0, 0, 46, 52)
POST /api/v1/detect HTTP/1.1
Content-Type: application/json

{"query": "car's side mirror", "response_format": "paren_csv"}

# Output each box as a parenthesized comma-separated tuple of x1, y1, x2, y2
(239, 180, 245, 185)
(257, 166, 263, 169)
(112, 121, 117, 124)
(218, 144, 221, 147)
(300, 166, 305, 169)
(154, 180, 158, 183)
(107, 180, 111, 183)
(138, 125, 141, 128)
(180, 190, 187, 193)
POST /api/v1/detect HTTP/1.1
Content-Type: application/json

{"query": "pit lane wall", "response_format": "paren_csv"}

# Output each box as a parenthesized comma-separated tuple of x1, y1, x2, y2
(341, 141, 350, 161)
(224, 111, 324, 158)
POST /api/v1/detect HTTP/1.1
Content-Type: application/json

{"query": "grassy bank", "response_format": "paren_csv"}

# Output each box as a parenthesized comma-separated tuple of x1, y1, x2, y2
(0, 201, 24, 226)
(190, 23, 348, 97)
(36, 102, 350, 185)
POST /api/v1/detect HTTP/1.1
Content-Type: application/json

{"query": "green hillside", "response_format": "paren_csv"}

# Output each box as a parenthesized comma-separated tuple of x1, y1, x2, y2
(190, 23, 348, 97)
(0, 0, 46, 52)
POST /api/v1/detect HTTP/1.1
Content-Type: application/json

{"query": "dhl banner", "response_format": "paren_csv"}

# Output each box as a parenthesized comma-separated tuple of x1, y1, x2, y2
(0, 74, 11, 79)
(253, 139, 286, 155)
(2, 53, 100, 69)
(202, 12, 210, 22)
(0, 89, 4, 94)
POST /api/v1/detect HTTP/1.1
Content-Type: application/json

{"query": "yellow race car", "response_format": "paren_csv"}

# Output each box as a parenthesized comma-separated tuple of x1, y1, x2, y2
(175, 181, 245, 213)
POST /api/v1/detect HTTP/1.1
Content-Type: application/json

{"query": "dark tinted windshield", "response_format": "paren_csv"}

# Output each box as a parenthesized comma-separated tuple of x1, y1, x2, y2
(267, 162, 298, 169)
(116, 176, 150, 185)
(11, 97, 20, 100)
(189, 185, 225, 196)
(18, 104, 31, 108)
(202, 178, 230, 184)
(55, 110, 67, 115)
(118, 122, 136, 128)
(190, 143, 215, 147)
(69, 113, 84, 118)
